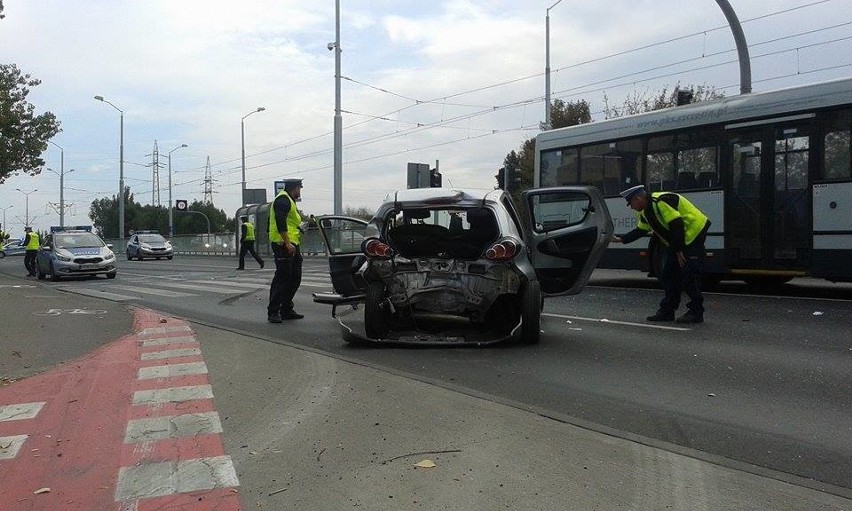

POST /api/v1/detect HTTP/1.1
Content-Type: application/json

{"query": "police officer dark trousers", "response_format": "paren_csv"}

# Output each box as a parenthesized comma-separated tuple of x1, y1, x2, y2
(267, 179, 305, 323)
(237, 216, 264, 269)
(612, 185, 710, 324)
(23, 227, 39, 277)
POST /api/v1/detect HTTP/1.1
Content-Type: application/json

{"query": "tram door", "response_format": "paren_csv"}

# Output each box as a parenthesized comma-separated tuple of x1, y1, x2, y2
(725, 121, 812, 272)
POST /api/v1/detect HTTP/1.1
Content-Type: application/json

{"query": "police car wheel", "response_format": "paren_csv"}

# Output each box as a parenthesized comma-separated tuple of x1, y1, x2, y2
(50, 262, 61, 282)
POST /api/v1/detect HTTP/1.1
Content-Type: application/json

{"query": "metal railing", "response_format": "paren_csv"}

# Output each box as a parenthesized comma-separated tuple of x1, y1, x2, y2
(104, 230, 327, 257)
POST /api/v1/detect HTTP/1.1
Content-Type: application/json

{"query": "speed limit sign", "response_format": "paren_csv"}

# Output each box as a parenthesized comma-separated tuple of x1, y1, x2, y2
(175, 199, 188, 211)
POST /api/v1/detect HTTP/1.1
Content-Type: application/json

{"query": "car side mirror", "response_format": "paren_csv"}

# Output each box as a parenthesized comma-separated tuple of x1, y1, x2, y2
(42, 246, 53, 251)
(107, 244, 114, 249)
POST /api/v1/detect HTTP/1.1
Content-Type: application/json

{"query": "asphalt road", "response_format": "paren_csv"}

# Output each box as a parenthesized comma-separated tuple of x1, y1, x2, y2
(1, 254, 850, 498)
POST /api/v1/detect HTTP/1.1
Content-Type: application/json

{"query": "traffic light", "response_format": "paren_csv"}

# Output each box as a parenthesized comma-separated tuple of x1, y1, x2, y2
(501, 165, 521, 191)
(430, 168, 442, 187)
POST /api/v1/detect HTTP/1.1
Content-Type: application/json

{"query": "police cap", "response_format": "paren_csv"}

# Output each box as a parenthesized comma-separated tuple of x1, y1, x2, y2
(619, 185, 646, 203)
(283, 178, 303, 190)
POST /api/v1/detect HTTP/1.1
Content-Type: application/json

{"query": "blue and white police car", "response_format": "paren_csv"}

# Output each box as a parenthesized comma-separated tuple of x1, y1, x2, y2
(36, 227, 117, 281)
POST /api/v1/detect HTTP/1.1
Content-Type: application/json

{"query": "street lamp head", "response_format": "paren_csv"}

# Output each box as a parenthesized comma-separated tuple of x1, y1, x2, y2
(181, 144, 188, 148)
(257, 107, 266, 112)
(94, 95, 104, 101)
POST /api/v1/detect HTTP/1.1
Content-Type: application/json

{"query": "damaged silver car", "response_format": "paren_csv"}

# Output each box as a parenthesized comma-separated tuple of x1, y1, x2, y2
(314, 187, 612, 345)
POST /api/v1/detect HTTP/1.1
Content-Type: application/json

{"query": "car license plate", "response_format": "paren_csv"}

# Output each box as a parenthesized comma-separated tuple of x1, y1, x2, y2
(79, 263, 100, 270)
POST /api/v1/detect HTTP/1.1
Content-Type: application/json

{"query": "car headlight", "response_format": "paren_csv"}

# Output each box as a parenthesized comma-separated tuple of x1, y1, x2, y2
(104, 251, 115, 261)
(164, 242, 172, 249)
(141, 243, 151, 249)
(55, 250, 73, 262)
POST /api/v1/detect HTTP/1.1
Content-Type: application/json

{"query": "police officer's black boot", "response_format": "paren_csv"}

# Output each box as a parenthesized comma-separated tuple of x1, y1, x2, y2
(676, 311, 703, 324)
(646, 309, 675, 322)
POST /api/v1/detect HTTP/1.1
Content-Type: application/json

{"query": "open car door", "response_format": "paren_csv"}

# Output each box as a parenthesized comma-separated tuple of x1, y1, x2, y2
(312, 216, 370, 314)
(519, 186, 613, 296)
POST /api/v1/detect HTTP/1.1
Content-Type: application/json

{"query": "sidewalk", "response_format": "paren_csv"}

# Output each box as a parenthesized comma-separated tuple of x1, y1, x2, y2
(1, 274, 849, 510)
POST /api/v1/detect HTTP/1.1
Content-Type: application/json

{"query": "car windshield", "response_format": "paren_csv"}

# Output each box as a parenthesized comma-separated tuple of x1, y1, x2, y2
(55, 233, 104, 249)
(138, 234, 166, 243)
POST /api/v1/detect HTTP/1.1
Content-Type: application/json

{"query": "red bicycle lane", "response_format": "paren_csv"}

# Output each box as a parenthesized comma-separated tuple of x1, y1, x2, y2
(0, 308, 242, 511)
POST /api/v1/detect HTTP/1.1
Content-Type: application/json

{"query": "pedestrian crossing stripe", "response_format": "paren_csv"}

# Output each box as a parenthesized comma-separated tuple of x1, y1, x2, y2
(54, 274, 334, 302)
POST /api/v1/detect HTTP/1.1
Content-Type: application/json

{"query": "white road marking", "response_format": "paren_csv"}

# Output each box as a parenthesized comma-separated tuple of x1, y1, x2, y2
(114, 455, 239, 501)
(132, 385, 214, 406)
(0, 402, 46, 422)
(138, 325, 191, 336)
(543, 313, 691, 331)
(141, 347, 202, 360)
(110, 285, 196, 298)
(138, 362, 208, 380)
(145, 281, 243, 294)
(0, 435, 28, 460)
(141, 336, 197, 348)
(124, 412, 222, 443)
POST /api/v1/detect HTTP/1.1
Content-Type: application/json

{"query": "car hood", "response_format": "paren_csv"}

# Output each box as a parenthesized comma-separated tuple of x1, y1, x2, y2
(62, 247, 106, 256)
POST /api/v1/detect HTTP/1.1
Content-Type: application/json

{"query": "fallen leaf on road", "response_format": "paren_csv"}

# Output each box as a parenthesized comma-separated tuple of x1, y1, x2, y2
(34, 488, 51, 494)
(414, 460, 436, 468)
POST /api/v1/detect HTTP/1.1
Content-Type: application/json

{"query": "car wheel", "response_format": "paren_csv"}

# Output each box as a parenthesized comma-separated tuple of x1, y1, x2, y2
(364, 282, 390, 339)
(106, 271, 117, 279)
(167, 256, 173, 260)
(126, 251, 132, 260)
(0, 251, 5, 259)
(37, 263, 46, 280)
(138, 254, 144, 261)
(50, 262, 61, 282)
(520, 280, 542, 345)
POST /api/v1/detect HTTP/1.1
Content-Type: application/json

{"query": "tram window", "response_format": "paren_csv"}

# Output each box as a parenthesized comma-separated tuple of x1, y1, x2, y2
(647, 153, 675, 191)
(541, 148, 580, 187)
(580, 140, 641, 196)
(823, 128, 851, 181)
(679, 147, 718, 189)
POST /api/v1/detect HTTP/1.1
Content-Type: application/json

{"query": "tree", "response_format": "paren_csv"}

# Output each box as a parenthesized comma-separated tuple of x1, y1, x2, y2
(343, 206, 374, 221)
(497, 99, 591, 194)
(603, 84, 723, 118)
(0, 64, 62, 184)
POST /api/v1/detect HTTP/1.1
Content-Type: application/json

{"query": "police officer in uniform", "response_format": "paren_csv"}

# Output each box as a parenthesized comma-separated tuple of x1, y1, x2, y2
(23, 226, 40, 277)
(611, 185, 710, 324)
(267, 179, 305, 323)
(237, 215, 264, 270)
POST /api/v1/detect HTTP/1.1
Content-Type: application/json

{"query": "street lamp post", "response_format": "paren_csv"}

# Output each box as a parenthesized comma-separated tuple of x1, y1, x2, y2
(332, 0, 343, 215)
(543, 0, 564, 131)
(168, 144, 188, 238)
(1, 205, 12, 233)
(94, 95, 125, 239)
(15, 188, 38, 227)
(241, 107, 265, 206)
(46, 140, 75, 228)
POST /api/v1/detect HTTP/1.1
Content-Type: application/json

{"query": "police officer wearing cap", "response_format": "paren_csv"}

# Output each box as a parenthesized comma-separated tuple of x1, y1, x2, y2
(267, 179, 305, 323)
(237, 215, 264, 270)
(611, 185, 711, 323)
(23, 226, 40, 277)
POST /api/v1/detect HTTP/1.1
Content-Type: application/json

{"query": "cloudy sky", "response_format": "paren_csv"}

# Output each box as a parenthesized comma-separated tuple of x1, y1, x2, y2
(1, 0, 850, 235)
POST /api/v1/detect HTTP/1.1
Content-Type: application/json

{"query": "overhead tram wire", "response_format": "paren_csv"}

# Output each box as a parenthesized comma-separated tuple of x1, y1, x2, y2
(178, 5, 848, 189)
(186, 1, 842, 182)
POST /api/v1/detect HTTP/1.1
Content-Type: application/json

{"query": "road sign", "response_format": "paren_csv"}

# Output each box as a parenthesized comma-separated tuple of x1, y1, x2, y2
(176, 200, 188, 211)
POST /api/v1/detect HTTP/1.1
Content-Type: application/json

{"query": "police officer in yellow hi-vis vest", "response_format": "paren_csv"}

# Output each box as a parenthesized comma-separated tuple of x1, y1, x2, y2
(611, 185, 711, 324)
(23, 226, 40, 277)
(267, 179, 305, 323)
(237, 215, 264, 270)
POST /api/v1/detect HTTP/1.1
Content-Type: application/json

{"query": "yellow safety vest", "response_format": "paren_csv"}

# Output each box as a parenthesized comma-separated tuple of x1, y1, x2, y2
(242, 221, 256, 241)
(635, 192, 709, 247)
(25, 232, 40, 251)
(268, 190, 303, 245)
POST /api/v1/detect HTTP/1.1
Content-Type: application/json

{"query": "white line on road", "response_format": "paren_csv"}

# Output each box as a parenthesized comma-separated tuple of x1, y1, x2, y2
(543, 313, 691, 331)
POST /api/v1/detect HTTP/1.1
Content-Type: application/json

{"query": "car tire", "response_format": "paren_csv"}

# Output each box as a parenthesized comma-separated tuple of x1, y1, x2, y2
(520, 280, 542, 345)
(0, 251, 5, 259)
(37, 263, 46, 280)
(138, 254, 144, 261)
(50, 262, 61, 282)
(106, 271, 117, 279)
(364, 282, 390, 339)
(126, 251, 132, 260)
(167, 256, 173, 260)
